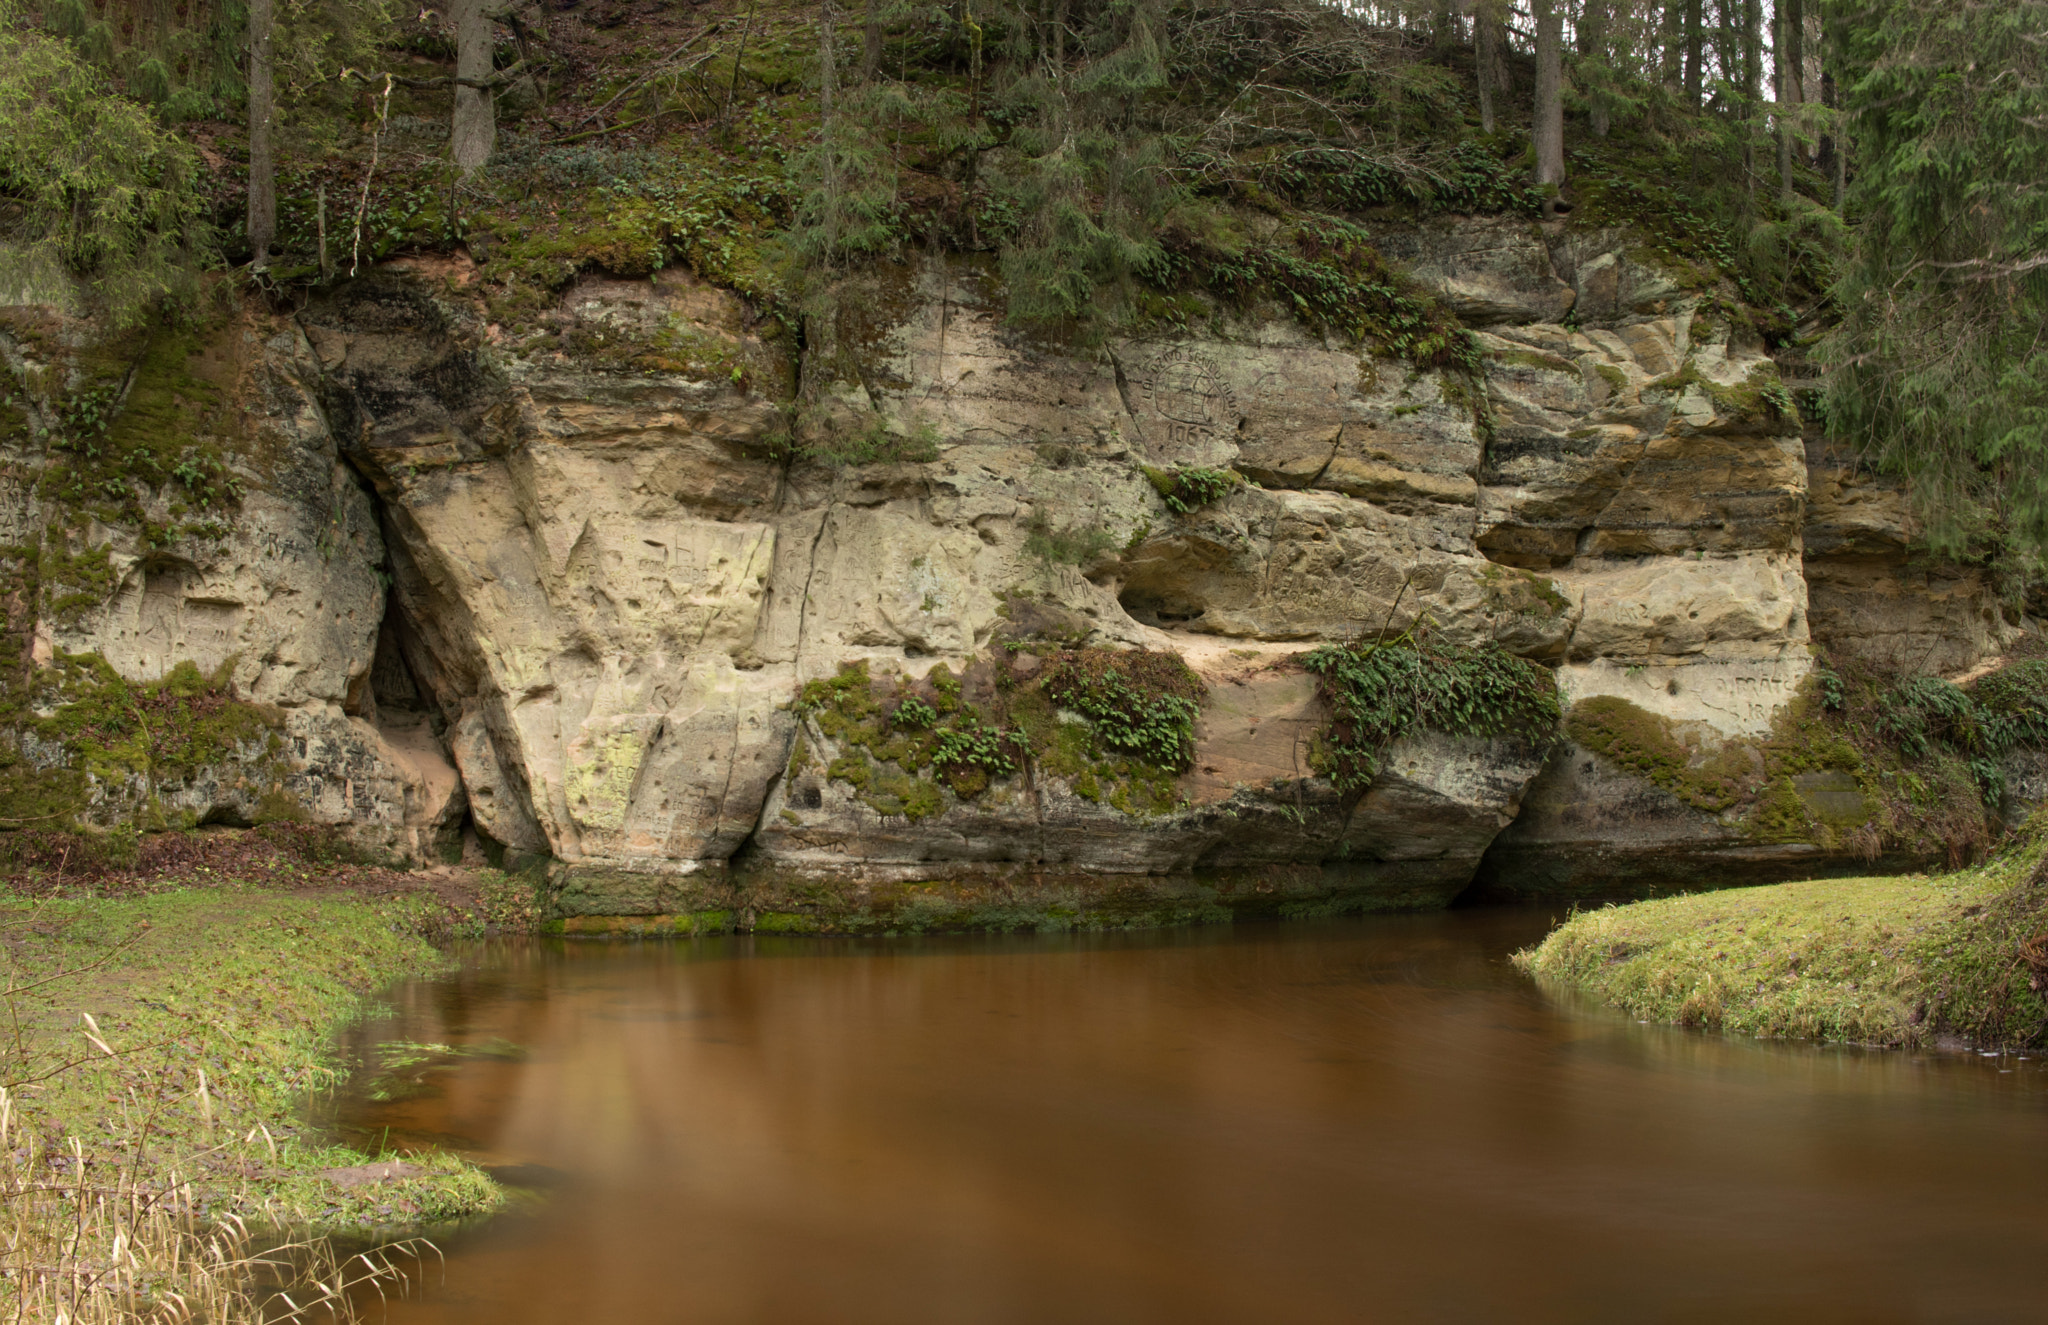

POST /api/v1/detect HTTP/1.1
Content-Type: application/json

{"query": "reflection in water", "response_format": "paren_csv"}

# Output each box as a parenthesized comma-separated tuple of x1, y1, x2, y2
(334, 911, 2048, 1324)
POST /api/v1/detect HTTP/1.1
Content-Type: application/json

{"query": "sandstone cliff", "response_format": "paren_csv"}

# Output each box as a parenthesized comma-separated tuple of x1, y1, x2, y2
(0, 214, 2027, 928)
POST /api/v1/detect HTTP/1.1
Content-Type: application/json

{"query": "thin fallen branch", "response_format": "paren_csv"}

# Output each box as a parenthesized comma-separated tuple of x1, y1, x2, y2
(343, 58, 530, 93)
(573, 22, 724, 128)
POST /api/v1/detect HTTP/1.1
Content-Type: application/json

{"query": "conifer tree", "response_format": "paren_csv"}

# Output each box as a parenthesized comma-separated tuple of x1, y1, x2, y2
(1822, 0, 2048, 556)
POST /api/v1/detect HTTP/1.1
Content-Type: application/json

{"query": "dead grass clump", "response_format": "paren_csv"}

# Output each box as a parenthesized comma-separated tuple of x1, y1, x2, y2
(0, 1087, 435, 1323)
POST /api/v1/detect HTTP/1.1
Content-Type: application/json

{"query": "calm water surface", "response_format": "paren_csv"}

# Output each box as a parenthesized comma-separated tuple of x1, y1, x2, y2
(332, 910, 2048, 1323)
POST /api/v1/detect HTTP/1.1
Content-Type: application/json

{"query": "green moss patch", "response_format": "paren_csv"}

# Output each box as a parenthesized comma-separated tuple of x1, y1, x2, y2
(1162, 216, 1480, 371)
(0, 654, 287, 831)
(1568, 162, 1749, 300)
(0, 888, 503, 1234)
(1479, 564, 1572, 620)
(799, 659, 1025, 814)
(1645, 357, 1797, 428)
(1563, 660, 2022, 861)
(1516, 824, 2048, 1049)
(469, 136, 803, 335)
(37, 321, 247, 545)
(555, 909, 735, 936)
(0, 316, 253, 637)
(1493, 347, 1578, 375)
(1566, 695, 1757, 813)
(797, 646, 1206, 820)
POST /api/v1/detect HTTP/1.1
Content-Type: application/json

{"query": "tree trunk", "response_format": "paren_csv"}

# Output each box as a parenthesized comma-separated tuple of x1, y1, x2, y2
(247, 0, 275, 270)
(1533, 0, 1564, 212)
(1582, 0, 1609, 138)
(863, 0, 881, 82)
(1741, 0, 1762, 208)
(1821, 60, 1845, 213)
(1786, 0, 1806, 106)
(1774, 0, 1793, 207)
(1475, 0, 1498, 134)
(1742, 0, 1763, 105)
(452, 0, 496, 179)
(1818, 0, 1840, 206)
(1684, 0, 1702, 108)
(820, 0, 838, 121)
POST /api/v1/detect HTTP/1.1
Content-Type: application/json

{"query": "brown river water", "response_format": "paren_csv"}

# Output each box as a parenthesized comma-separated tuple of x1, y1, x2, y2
(330, 910, 2048, 1324)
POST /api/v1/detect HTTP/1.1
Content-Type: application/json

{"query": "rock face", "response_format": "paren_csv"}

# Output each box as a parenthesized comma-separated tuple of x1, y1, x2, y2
(1801, 441, 2017, 675)
(2, 217, 2029, 922)
(0, 306, 465, 858)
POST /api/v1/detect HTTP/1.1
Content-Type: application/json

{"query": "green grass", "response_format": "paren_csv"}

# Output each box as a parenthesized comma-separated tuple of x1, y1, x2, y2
(0, 887, 502, 1232)
(1516, 828, 2048, 1049)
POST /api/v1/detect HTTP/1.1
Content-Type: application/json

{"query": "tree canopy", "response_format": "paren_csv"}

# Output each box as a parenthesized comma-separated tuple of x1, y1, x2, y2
(0, 22, 206, 324)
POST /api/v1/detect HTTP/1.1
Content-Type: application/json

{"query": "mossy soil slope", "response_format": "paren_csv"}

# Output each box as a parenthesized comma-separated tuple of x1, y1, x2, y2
(1517, 823, 2048, 1050)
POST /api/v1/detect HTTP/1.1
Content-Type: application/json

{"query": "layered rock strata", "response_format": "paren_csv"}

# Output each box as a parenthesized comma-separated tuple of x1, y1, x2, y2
(3, 216, 2028, 923)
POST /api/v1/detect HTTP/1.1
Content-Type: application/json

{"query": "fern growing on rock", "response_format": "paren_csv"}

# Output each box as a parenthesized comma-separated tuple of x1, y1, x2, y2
(1041, 648, 1203, 772)
(1302, 632, 1560, 791)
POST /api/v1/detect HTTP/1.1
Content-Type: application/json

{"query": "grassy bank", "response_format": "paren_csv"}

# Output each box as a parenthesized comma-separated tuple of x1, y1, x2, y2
(1, 880, 510, 1320)
(1515, 830, 2048, 1050)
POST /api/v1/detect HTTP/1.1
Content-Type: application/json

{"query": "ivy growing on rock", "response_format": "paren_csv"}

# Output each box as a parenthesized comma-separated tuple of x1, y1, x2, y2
(1302, 632, 1561, 791)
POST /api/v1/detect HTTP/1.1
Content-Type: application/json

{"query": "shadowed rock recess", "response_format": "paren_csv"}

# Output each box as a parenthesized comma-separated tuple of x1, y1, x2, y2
(0, 217, 2031, 930)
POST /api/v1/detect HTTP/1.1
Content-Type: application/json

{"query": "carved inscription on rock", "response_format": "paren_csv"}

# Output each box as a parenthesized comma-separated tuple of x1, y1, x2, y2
(1133, 346, 1239, 454)
(101, 569, 244, 678)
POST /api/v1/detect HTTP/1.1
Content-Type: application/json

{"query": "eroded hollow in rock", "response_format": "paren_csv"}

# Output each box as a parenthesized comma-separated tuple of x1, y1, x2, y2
(349, 553, 478, 864)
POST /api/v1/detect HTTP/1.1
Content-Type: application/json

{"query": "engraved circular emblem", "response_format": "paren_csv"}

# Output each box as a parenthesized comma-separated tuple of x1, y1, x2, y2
(1139, 346, 1236, 428)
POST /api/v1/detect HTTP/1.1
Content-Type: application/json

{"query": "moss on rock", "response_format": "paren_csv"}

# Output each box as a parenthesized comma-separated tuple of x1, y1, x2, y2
(1565, 695, 1755, 813)
(0, 654, 286, 831)
(1563, 669, 2007, 861)
(795, 647, 1205, 822)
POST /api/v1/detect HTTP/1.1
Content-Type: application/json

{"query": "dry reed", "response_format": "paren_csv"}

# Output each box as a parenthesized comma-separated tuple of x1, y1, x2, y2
(0, 1084, 437, 1323)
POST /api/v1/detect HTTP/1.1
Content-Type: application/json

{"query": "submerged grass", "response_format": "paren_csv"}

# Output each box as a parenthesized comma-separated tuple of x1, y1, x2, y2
(0, 886, 503, 1319)
(1516, 822, 2048, 1049)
